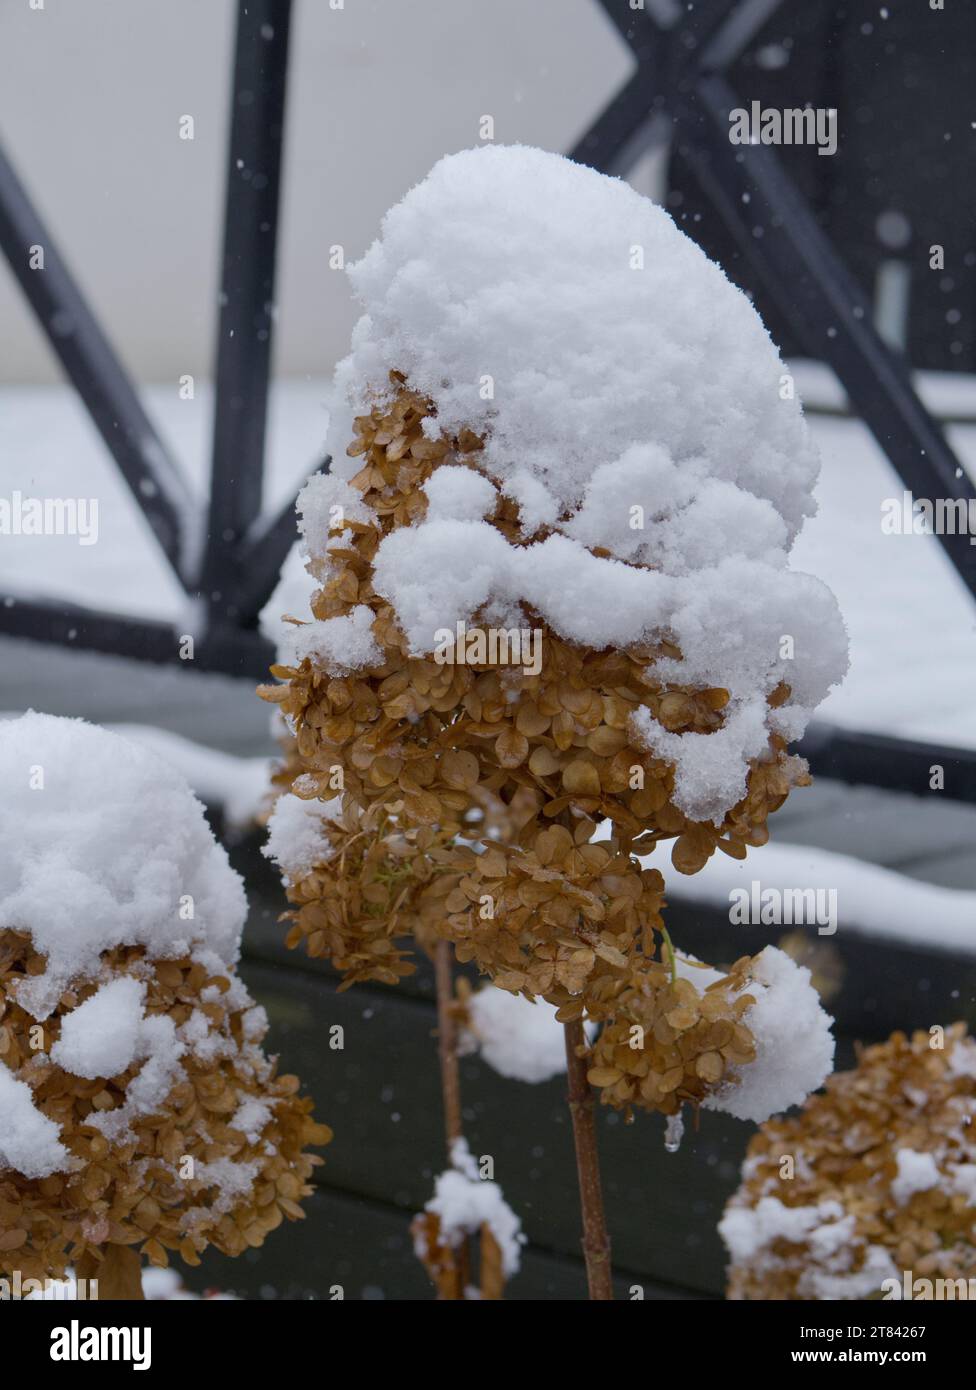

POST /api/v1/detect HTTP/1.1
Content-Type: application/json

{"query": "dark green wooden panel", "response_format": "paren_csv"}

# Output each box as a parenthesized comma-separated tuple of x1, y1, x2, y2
(222, 831, 976, 1300)
(237, 957, 748, 1295)
(181, 1181, 704, 1301)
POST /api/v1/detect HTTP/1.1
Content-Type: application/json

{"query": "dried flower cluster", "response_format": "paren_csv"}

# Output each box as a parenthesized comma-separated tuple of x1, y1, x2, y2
(278, 799, 443, 989)
(261, 375, 819, 1121)
(0, 930, 331, 1283)
(584, 956, 759, 1117)
(722, 1025, 976, 1300)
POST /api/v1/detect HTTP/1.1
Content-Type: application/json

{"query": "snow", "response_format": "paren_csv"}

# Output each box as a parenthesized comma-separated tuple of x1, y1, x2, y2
(802, 1244, 900, 1300)
(949, 1039, 976, 1078)
(88, 1013, 186, 1144)
(704, 947, 835, 1124)
(718, 1195, 899, 1299)
(0, 1062, 70, 1179)
(891, 1149, 941, 1205)
(332, 147, 820, 535)
(0, 378, 329, 622)
(313, 145, 848, 823)
(462, 947, 830, 1123)
(260, 540, 318, 658)
(0, 714, 271, 827)
(263, 792, 341, 884)
(423, 465, 498, 522)
(635, 833, 976, 955)
(229, 1097, 274, 1144)
(463, 987, 568, 1084)
(717, 1195, 900, 1301)
(790, 365, 976, 749)
(99, 725, 271, 828)
(193, 1157, 262, 1215)
(420, 1138, 524, 1278)
(50, 976, 146, 1080)
(950, 1165, 976, 1204)
(0, 712, 246, 1019)
(295, 471, 370, 556)
(276, 604, 382, 673)
(1, 372, 973, 759)
(139, 1266, 238, 1300)
(720, 1196, 850, 1264)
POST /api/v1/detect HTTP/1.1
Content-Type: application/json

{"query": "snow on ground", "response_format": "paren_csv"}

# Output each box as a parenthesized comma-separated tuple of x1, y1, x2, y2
(0, 378, 330, 620)
(2, 368, 974, 749)
(636, 834, 976, 956)
(790, 364, 976, 748)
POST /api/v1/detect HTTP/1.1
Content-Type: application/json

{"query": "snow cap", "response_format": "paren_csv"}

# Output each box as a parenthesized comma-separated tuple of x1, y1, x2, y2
(319, 145, 848, 823)
(0, 712, 246, 1019)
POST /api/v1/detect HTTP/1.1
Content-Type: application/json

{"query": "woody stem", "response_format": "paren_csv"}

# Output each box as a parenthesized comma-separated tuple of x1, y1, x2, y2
(76, 1244, 145, 1300)
(563, 1018, 614, 1300)
(434, 938, 464, 1149)
(432, 937, 470, 1296)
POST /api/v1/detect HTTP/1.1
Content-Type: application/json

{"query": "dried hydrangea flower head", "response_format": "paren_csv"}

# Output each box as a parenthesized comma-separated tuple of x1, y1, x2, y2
(721, 1025, 976, 1300)
(263, 790, 449, 988)
(260, 145, 847, 1125)
(0, 713, 330, 1294)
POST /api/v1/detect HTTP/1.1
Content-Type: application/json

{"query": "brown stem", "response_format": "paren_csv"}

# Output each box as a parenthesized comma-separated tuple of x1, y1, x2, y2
(76, 1244, 145, 1300)
(563, 1018, 613, 1300)
(434, 938, 463, 1149)
(431, 938, 469, 1296)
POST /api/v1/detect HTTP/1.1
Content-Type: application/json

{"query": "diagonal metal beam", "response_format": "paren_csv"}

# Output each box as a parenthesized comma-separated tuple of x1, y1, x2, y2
(698, 0, 788, 72)
(590, 0, 658, 55)
(0, 142, 196, 588)
(576, 4, 976, 604)
(202, 0, 293, 617)
(234, 454, 332, 627)
(570, 67, 667, 174)
(677, 73, 976, 600)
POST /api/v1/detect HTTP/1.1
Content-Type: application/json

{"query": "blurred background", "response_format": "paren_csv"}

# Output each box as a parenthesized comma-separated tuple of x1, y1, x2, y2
(1, 0, 975, 1300)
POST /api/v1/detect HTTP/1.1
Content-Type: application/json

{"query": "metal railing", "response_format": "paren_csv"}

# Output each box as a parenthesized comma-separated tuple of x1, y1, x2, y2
(1, 0, 974, 802)
(0, 0, 304, 678)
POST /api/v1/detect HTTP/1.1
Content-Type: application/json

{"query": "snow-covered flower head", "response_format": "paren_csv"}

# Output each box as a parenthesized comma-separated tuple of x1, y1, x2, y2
(300, 145, 848, 824)
(0, 714, 329, 1284)
(722, 1025, 976, 1299)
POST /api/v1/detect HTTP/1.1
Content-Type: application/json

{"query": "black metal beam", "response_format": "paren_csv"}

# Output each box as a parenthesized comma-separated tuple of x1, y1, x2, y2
(675, 73, 976, 601)
(698, 0, 787, 72)
(203, 0, 293, 617)
(570, 68, 668, 175)
(0, 592, 272, 680)
(0, 143, 195, 587)
(799, 722, 976, 805)
(576, 7, 976, 605)
(235, 454, 331, 626)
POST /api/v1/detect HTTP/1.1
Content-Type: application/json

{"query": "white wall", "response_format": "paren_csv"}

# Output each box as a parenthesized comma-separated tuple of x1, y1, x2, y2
(0, 0, 632, 383)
